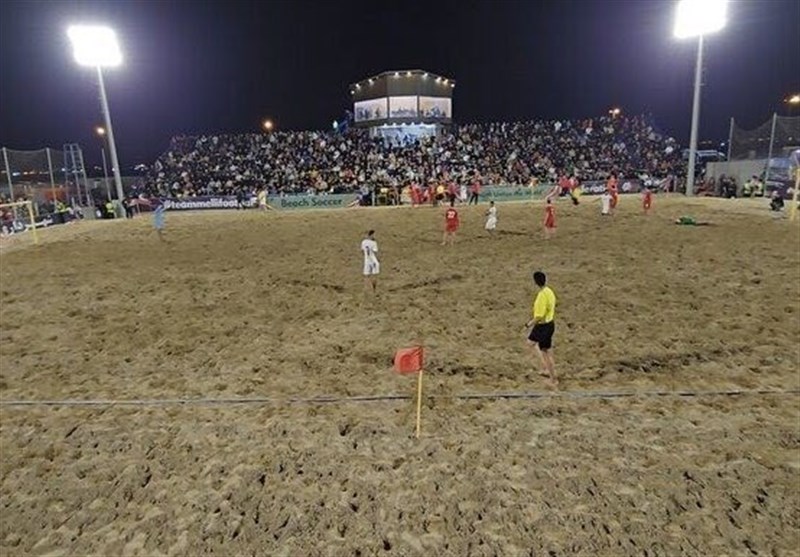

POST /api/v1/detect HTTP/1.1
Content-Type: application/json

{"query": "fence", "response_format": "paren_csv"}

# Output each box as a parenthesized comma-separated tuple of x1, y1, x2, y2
(728, 115, 800, 162)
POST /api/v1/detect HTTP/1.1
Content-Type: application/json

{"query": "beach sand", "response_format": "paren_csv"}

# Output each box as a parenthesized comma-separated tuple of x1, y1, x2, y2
(1, 196, 798, 555)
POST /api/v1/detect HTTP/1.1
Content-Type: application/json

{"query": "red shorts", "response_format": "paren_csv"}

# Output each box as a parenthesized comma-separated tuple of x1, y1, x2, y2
(446, 222, 459, 233)
(544, 217, 556, 229)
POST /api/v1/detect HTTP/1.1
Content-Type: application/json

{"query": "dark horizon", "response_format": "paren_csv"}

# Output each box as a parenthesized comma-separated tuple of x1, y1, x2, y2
(1, 0, 798, 170)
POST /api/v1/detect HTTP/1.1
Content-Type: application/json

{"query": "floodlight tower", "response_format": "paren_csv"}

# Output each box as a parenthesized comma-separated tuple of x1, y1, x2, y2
(674, 0, 728, 196)
(67, 25, 125, 203)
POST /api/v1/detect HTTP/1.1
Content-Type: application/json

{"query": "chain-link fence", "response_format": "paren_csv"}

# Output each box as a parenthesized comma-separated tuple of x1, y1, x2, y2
(729, 116, 800, 161)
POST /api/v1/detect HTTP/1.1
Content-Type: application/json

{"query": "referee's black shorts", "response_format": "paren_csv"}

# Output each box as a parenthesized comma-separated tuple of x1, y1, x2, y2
(528, 321, 555, 351)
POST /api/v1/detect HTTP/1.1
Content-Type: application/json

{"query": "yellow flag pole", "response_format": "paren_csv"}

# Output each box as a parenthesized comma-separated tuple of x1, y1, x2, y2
(415, 369, 423, 439)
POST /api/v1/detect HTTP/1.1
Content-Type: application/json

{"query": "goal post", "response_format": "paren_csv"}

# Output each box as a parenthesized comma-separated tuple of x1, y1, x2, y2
(0, 201, 39, 244)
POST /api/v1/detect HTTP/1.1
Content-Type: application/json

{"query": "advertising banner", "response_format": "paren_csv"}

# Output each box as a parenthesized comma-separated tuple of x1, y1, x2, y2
(483, 184, 546, 202)
(161, 196, 256, 210)
(267, 193, 357, 210)
(354, 98, 388, 122)
(419, 96, 452, 119)
(579, 179, 642, 195)
(389, 96, 418, 119)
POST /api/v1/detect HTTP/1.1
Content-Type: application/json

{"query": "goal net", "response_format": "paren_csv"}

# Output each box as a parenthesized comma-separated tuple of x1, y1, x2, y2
(729, 116, 800, 161)
(0, 201, 40, 244)
(1, 147, 73, 217)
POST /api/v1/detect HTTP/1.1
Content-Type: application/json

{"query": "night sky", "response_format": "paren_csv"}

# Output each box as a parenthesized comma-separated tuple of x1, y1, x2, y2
(1, 0, 798, 169)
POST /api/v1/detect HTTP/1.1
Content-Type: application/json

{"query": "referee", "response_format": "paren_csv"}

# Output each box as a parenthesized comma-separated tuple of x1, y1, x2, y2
(524, 271, 557, 385)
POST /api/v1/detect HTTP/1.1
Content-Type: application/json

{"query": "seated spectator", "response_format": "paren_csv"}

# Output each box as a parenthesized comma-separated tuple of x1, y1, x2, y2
(141, 114, 685, 198)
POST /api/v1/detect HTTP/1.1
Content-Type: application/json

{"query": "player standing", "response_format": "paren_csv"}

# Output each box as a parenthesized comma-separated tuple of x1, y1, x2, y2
(524, 271, 557, 385)
(543, 199, 556, 238)
(600, 190, 612, 216)
(442, 206, 460, 246)
(152, 198, 166, 241)
(257, 188, 274, 211)
(447, 180, 458, 207)
(606, 173, 619, 213)
(361, 230, 380, 294)
(468, 175, 481, 205)
(484, 201, 497, 236)
(642, 187, 653, 215)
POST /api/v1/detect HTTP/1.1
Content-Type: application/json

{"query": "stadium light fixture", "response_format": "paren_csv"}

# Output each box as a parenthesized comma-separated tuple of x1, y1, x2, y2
(608, 107, 621, 117)
(673, 0, 728, 39)
(67, 24, 125, 204)
(673, 0, 728, 196)
(67, 25, 122, 67)
(262, 119, 274, 132)
(95, 126, 106, 136)
(787, 94, 800, 105)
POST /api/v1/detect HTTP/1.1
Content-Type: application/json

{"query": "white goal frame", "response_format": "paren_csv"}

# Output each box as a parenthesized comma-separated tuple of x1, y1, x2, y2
(0, 201, 39, 244)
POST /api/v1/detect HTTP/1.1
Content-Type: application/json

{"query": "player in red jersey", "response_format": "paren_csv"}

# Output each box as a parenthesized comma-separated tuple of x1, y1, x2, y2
(567, 174, 580, 205)
(442, 206, 460, 246)
(642, 187, 653, 214)
(606, 174, 619, 213)
(409, 182, 420, 207)
(543, 199, 556, 239)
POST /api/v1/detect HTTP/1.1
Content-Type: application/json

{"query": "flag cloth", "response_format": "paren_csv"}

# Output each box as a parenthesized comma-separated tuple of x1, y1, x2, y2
(394, 346, 424, 374)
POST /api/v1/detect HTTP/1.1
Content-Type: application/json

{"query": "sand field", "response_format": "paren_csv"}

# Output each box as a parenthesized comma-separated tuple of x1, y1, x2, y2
(0, 196, 798, 555)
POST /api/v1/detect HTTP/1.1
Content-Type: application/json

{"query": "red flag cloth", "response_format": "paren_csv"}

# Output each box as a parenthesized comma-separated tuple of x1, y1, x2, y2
(394, 346, 424, 375)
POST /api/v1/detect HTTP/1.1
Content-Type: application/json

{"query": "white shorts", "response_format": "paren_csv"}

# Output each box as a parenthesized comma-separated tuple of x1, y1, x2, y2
(485, 217, 497, 230)
(363, 260, 380, 276)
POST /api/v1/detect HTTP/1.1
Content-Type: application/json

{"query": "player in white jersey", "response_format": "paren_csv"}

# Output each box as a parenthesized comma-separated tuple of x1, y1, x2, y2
(484, 200, 498, 236)
(600, 192, 612, 216)
(360, 230, 380, 294)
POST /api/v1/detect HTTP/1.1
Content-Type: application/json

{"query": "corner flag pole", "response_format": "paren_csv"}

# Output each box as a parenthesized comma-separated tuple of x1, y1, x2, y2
(791, 166, 799, 222)
(415, 368, 423, 438)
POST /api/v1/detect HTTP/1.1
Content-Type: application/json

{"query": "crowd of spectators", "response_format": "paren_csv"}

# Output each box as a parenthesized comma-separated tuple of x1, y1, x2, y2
(141, 114, 684, 198)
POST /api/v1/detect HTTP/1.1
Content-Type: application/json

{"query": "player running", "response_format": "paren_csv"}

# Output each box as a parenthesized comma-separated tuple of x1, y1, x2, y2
(524, 271, 557, 386)
(442, 206, 460, 246)
(568, 174, 581, 205)
(543, 199, 556, 239)
(642, 187, 653, 215)
(484, 201, 497, 236)
(557, 174, 579, 205)
(361, 230, 380, 294)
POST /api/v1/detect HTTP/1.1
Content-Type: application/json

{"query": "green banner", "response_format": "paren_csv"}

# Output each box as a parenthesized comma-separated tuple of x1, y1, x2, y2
(483, 184, 551, 202)
(267, 193, 358, 210)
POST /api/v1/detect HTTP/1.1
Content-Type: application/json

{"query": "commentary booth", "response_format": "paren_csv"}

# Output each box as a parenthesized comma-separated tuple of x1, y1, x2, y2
(350, 70, 455, 142)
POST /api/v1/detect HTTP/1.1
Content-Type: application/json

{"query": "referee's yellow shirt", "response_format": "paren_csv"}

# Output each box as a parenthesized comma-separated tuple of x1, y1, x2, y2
(532, 286, 556, 323)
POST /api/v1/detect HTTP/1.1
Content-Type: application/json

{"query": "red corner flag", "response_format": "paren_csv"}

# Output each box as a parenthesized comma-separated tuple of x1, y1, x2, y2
(394, 346, 424, 375)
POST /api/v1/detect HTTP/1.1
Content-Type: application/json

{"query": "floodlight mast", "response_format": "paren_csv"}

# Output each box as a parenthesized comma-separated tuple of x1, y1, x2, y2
(96, 66, 124, 203)
(674, 0, 728, 196)
(67, 25, 125, 204)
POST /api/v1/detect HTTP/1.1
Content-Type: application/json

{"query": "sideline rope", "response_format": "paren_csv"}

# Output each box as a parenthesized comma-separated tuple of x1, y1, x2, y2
(1, 388, 798, 409)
